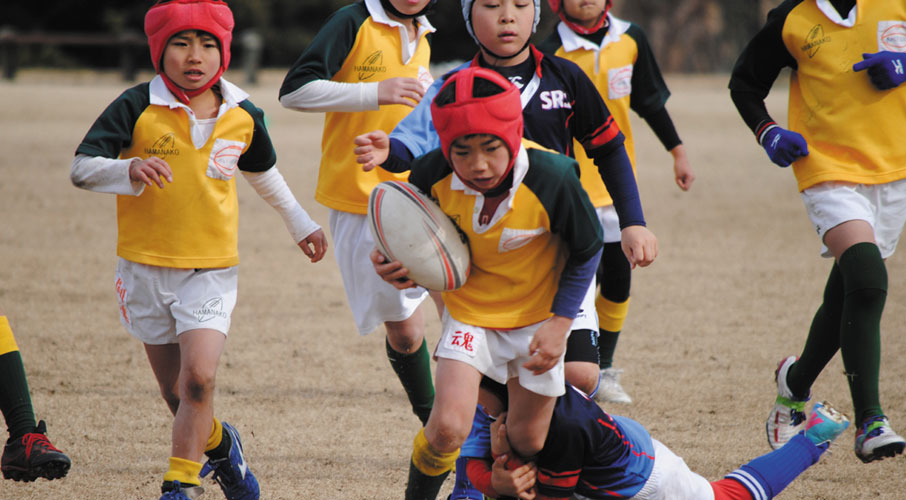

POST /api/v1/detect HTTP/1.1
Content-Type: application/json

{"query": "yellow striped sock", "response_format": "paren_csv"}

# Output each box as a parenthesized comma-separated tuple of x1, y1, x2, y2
(595, 296, 630, 333)
(0, 316, 20, 356)
(163, 456, 203, 486)
(411, 428, 458, 476)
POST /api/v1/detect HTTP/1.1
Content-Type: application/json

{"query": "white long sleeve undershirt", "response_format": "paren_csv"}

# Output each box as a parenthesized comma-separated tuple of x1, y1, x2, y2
(279, 79, 380, 112)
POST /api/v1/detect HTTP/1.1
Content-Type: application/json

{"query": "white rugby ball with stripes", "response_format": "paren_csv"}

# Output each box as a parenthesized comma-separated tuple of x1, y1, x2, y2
(368, 181, 470, 291)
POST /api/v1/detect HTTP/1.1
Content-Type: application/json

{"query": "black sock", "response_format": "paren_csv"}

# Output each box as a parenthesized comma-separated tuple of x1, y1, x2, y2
(404, 460, 450, 500)
(837, 243, 886, 424)
(597, 329, 620, 370)
(205, 426, 232, 460)
(788, 263, 843, 399)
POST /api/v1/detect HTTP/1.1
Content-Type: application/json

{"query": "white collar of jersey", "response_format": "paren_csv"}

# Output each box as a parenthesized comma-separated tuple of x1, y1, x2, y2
(816, 0, 856, 27)
(365, 0, 435, 64)
(149, 75, 249, 114)
(557, 14, 630, 53)
(365, 0, 436, 38)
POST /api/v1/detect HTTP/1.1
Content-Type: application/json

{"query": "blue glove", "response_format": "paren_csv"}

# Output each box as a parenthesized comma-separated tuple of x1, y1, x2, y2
(761, 126, 809, 167)
(853, 51, 906, 90)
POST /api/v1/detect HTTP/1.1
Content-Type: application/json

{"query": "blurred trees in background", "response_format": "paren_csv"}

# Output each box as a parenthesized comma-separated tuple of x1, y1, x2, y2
(1, 0, 781, 74)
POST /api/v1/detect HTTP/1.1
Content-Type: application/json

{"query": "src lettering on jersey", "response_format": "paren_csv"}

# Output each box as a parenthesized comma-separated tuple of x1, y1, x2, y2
(539, 90, 572, 110)
(802, 24, 831, 58)
(356, 50, 387, 81)
(145, 133, 180, 157)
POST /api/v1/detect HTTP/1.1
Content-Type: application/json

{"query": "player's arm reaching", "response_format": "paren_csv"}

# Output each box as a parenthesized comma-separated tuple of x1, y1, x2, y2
(625, 24, 694, 190)
(524, 155, 603, 375)
(728, 2, 807, 168)
(242, 168, 327, 262)
(569, 71, 656, 268)
(354, 66, 463, 173)
(278, 7, 424, 113)
(464, 411, 538, 500)
(237, 102, 327, 262)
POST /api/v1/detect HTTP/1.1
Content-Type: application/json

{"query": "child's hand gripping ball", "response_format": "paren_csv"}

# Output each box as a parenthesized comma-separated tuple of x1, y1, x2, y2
(368, 181, 470, 291)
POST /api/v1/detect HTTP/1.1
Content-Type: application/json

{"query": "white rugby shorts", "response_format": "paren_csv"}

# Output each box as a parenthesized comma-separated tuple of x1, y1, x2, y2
(114, 258, 237, 345)
(625, 439, 714, 500)
(434, 310, 567, 398)
(801, 179, 906, 258)
(329, 209, 428, 335)
(596, 204, 622, 244)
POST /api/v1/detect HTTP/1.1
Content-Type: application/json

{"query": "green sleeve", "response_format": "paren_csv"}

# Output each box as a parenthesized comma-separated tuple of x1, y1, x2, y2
(75, 83, 150, 159)
(524, 149, 603, 262)
(278, 3, 369, 98)
(237, 100, 277, 173)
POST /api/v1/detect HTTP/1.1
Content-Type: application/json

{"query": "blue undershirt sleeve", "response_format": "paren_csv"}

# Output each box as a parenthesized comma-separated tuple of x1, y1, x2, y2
(551, 247, 602, 319)
(591, 146, 646, 228)
(381, 138, 415, 173)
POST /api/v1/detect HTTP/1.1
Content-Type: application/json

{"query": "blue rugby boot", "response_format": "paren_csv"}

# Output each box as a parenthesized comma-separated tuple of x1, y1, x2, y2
(160, 480, 205, 500)
(804, 401, 849, 450)
(200, 422, 259, 500)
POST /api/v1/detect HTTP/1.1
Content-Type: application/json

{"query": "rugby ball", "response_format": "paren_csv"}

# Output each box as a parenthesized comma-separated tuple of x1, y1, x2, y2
(368, 181, 470, 291)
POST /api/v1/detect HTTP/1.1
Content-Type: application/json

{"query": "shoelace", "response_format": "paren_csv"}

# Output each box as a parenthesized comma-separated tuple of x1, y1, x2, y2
(859, 416, 889, 439)
(19, 433, 61, 458)
(208, 457, 242, 491)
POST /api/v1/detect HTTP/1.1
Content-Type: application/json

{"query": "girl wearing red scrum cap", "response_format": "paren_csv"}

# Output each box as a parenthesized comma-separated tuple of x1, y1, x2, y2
(371, 66, 604, 500)
(70, 2, 327, 499)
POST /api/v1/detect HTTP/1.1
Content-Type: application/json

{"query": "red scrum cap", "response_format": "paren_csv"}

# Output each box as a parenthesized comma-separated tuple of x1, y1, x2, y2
(548, 0, 611, 35)
(145, 0, 234, 73)
(431, 67, 523, 190)
(145, 0, 234, 102)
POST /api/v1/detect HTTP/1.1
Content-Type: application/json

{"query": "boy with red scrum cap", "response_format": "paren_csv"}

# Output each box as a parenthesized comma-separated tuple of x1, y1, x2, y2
(371, 66, 604, 500)
(70, 1, 327, 499)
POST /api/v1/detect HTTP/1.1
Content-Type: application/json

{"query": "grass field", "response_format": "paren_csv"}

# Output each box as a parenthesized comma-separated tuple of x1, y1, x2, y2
(0, 69, 904, 499)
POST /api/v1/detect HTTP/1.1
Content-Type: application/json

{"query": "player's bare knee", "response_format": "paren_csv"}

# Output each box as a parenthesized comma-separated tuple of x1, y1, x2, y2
(385, 319, 425, 353)
(425, 415, 470, 453)
(159, 387, 180, 413)
(179, 370, 216, 403)
(565, 363, 600, 395)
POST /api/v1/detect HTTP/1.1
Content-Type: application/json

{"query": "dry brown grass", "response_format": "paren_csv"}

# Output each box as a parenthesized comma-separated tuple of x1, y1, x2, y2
(0, 69, 903, 499)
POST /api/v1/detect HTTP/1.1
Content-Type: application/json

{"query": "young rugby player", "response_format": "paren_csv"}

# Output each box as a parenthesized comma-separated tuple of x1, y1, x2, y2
(729, 0, 906, 463)
(371, 66, 603, 500)
(539, 0, 695, 404)
(279, 0, 438, 426)
(71, 1, 327, 498)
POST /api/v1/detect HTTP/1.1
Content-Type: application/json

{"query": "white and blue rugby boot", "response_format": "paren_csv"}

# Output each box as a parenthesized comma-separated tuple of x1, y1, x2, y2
(201, 422, 259, 500)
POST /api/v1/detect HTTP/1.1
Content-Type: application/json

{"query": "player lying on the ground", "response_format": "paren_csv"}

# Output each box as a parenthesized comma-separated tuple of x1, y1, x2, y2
(462, 379, 849, 500)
